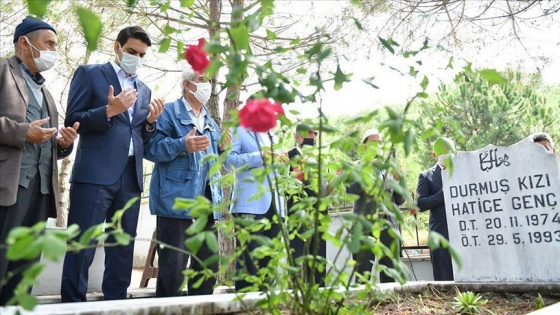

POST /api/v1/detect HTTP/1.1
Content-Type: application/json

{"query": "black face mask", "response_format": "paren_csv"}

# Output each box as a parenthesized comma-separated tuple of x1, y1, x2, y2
(302, 138, 316, 147)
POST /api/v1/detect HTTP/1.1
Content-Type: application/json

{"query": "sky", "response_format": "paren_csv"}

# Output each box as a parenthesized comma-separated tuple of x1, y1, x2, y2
(270, 1, 560, 118)
(2, 0, 559, 120)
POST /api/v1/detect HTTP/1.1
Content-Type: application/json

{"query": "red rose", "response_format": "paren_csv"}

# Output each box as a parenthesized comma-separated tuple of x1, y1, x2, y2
(293, 166, 304, 181)
(184, 38, 210, 72)
(238, 98, 284, 133)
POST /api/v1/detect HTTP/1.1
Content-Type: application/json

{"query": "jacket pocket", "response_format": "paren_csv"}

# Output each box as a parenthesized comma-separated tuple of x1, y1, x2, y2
(166, 170, 195, 182)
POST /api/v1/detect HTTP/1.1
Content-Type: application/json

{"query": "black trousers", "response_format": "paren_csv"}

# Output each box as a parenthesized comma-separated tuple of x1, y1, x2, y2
(290, 222, 327, 287)
(233, 205, 281, 292)
(430, 246, 454, 281)
(61, 161, 141, 302)
(0, 174, 51, 305)
(155, 214, 218, 297)
(353, 221, 400, 284)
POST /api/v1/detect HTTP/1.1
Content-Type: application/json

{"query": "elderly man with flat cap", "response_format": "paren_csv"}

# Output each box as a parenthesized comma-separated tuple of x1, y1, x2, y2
(0, 16, 79, 305)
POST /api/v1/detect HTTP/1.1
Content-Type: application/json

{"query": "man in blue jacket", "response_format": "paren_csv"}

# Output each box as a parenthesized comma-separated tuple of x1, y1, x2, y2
(61, 26, 164, 301)
(416, 137, 456, 281)
(144, 66, 227, 297)
(225, 106, 286, 292)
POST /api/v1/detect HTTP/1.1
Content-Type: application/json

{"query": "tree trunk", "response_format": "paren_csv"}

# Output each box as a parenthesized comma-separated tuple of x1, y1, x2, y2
(56, 157, 73, 227)
(207, 0, 237, 283)
(207, 0, 222, 125)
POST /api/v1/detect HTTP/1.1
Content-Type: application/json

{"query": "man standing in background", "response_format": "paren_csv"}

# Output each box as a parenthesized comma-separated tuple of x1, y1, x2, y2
(61, 25, 164, 302)
(416, 137, 456, 281)
(348, 129, 404, 283)
(0, 17, 78, 305)
(287, 124, 326, 286)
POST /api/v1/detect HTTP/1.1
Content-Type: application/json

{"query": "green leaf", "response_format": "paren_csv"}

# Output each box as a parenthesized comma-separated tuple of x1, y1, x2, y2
(180, 0, 194, 7)
(186, 216, 208, 235)
(433, 137, 455, 156)
(266, 29, 276, 40)
(76, 7, 103, 53)
(205, 232, 218, 253)
(409, 66, 418, 77)
(480, 69, 506, 84)
(22, 263, 46, 279)
(446, 56, 454, 69)
(185, 233, 205, 254)
(348, 223, 362, 254)
(173, 197, 198, 210)
(126, 0, 138, 8)
(114, 232, 131, 246)
(176, 41, 185, 60)
(7, 234, 41, 260)
(259, 0, 275, 19)
(121, 197, 139, 211)
(362, 76, 379, 89)
(160, 0, 171, 12)
(26, 0, 52, 18)
(159, 37, 171, 53)
(163, 23, 179, 35)
(17, 294, 37, 311)
(229, 25, 250, 51)
(378, 36, 399, 54)
(404, 129, 414, 155)
(352, 17, 363, 31)
(333, 65, 352, 91)
(305, 42, 322, 58)
(41, 234, 66, 261)
(420, 75, 429, 91)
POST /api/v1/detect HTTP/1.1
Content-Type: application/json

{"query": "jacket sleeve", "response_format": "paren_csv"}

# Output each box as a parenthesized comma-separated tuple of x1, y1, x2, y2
(225, 128, 263, 170)
(65, 66, 111, 133)
(393, 190, 405, 206)
(57, 143, 73, 159)
(143, 109, 188, 163)
(416, 172, 444, 212)
(0, 117, 28, 148)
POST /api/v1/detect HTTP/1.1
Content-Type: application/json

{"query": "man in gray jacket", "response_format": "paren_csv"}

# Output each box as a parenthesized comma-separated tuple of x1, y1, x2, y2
(0, 17, 78, 305)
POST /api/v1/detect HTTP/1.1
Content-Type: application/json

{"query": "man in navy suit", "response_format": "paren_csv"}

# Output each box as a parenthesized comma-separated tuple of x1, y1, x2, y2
(61, 26, 164, 301)
(416, 137, 456, 281)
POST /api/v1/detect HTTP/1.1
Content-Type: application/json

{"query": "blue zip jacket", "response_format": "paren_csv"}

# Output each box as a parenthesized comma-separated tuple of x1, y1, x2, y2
(144, 97, 222, 219)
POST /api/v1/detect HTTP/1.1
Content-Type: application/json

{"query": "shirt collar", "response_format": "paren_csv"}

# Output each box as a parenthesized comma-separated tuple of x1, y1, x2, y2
(109, 60, 137, 82)
(16, 56, 45, 86)
(181, 96, 206, 117)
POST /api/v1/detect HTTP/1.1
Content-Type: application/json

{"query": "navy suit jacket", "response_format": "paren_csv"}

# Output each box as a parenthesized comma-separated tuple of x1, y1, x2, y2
(65, 62, 152, 190)
(416, 163, 449, 239)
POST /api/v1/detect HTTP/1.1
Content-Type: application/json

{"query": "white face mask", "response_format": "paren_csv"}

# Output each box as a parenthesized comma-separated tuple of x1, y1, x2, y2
(188, 81, 211, 104)
(25, 37, 57, 72)
(438, 153, 452, 168)
(117, 44, 142, 75)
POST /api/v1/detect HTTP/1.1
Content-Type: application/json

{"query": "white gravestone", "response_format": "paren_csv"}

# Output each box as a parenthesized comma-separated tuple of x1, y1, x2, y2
(442, 138, 560, 282)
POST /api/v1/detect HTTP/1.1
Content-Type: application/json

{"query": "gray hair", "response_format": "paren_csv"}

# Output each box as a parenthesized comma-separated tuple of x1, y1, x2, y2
(14, 29, 45, 54)
(531, 132, 555, 148)
(181, 66, 196, 95)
